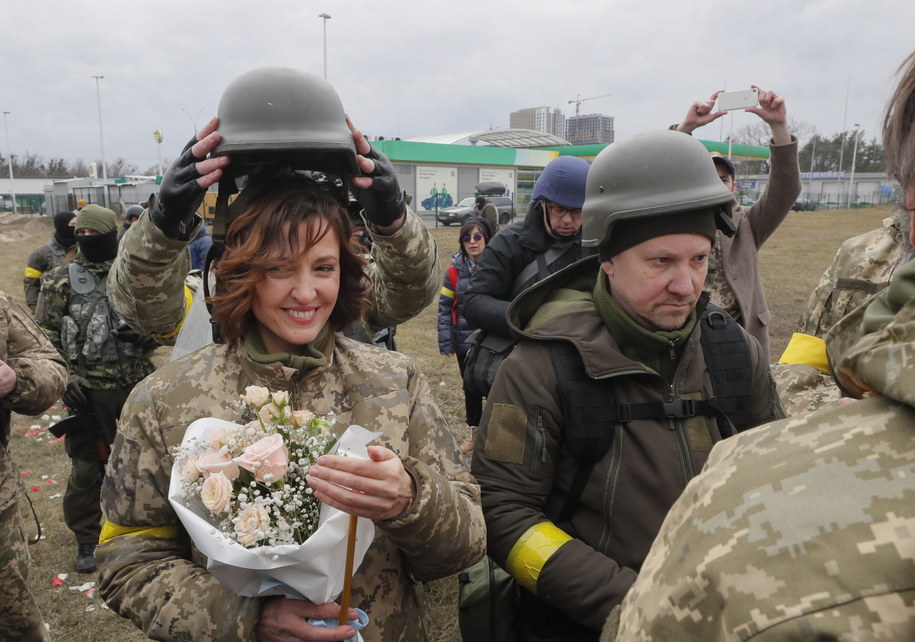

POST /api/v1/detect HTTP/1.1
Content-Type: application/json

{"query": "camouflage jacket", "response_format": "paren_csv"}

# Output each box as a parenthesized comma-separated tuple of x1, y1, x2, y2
(604, 264, 915, 641)
(704, 137, 801, 360)
(471, 257, 782, 636)
(35, 256, 155, 390)
(23, 238, 76, 312)
(0, 290, 68, 510)
(96, 335, 485, 642)
(773, 212, 909, 416)
(107, 209, 440, 345)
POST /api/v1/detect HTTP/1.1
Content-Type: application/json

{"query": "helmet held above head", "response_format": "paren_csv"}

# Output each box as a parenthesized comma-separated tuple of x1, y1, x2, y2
(531, 156, 590, 209)
(582, 130, 736, 250)
(212, 67, 358, 180)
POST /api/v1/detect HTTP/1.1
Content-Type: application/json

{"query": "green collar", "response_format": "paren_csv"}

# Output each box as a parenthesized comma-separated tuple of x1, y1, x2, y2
(243, 324, 331, 372)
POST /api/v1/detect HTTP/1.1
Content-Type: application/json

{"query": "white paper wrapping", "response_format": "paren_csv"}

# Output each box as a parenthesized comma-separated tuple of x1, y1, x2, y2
(168, 418, 377, 603)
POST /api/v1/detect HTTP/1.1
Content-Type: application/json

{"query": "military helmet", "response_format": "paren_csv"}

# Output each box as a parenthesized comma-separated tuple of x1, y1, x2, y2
(531, 156, 590, 209)
(212, 67, 358, 178)
(582, 130, 735, 248)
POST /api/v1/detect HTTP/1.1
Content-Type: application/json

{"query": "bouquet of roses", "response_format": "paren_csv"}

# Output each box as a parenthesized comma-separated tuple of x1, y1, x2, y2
(168, 386, 376, 603)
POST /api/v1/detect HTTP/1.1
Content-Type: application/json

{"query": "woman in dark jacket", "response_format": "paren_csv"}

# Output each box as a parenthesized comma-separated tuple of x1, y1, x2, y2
(438, 217, 491, 445)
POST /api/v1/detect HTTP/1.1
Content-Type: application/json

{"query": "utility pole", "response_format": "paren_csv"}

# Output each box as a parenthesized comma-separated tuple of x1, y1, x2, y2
(2, 112, 16, 215)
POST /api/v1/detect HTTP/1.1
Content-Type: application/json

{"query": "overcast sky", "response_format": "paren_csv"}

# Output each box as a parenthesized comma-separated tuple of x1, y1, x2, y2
(2, 0, 913, 173)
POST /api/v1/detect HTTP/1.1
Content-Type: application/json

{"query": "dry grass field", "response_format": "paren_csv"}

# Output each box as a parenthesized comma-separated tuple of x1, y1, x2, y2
(0, 204, 893, 641)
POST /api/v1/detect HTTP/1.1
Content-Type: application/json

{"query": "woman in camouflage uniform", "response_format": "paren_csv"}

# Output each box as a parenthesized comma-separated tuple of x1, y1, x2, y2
(96, 175, 486, 642)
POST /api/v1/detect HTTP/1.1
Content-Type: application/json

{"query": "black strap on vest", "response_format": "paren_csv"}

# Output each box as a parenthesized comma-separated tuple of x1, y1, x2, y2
(550, 303, 753, 524)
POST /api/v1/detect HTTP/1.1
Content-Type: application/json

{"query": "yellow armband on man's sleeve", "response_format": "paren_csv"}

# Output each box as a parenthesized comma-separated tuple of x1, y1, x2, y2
(778, 333, 832, 375)
(506, 521, 573, 593)
(99, 520, 179, 544)
(24, 267, 42, 279)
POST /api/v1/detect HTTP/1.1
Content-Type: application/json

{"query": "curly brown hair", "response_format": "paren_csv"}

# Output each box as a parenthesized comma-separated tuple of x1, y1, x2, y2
(884, 50, 915, 190)
(209, 174, 370, 343)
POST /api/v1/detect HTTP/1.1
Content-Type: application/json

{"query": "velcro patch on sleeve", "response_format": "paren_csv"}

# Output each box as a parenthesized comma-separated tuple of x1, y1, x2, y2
(483, 403, 527, 464)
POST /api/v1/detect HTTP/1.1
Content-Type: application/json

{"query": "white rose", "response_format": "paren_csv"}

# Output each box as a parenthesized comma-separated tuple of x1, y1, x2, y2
(244, 386, 271, 408)
(290, 409, 315, 428)
(180, 458, 200, 483)
(200, 472, 233, 515)
(271, 390, 290, 407)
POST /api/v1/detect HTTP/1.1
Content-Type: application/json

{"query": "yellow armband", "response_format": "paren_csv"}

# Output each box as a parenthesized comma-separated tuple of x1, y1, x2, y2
(778, 333, 832, 375)
(99, 520, 179, 544)
(24, 267, 42, 279)
(506, 521, 573, 593)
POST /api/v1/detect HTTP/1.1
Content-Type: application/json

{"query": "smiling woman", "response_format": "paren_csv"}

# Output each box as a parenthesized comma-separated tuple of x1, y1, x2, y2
(95, 169, 486, 642)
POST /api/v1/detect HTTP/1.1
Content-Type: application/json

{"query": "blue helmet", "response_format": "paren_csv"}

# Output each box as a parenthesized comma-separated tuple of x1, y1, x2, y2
(531, 156, 590, 209)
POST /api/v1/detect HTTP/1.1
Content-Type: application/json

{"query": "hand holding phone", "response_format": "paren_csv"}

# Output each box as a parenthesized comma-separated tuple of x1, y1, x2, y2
(716, 88, 759, 112)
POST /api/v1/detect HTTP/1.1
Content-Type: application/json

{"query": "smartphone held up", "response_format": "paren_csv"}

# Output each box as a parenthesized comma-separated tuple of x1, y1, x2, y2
(716, 88, 759, 112)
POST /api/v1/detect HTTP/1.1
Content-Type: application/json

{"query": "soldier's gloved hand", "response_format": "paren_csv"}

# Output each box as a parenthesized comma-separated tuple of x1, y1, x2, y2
(351, 146, 406, 228)
(62, 375, 90, 414)
(150, 135, 206, 241)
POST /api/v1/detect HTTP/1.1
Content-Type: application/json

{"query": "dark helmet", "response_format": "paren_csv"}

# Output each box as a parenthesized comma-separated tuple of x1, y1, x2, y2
(582, 130, 736, 248)
(124, 205, 144, 221)
(531, 156, 590, 209)
(211, 67, 358, 179)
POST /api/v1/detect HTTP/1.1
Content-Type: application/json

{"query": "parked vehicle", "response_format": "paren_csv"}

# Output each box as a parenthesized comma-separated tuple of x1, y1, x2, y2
(436, 196, 516, 226)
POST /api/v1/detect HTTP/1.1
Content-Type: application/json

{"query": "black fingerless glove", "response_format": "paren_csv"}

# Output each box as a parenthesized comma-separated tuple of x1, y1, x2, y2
(62, 375, 90, 414)
(150, 135, 206, 240)
(351, 146, 406, 228)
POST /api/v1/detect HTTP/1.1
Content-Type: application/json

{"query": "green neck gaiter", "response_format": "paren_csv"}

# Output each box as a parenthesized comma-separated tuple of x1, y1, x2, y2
(591, 273, 697, 383)
(244, 324, 331, 373)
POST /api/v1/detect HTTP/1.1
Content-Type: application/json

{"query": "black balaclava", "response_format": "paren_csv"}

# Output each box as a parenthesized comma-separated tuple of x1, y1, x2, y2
(77, 229, 119, 263)
(53, 211, 77, 248)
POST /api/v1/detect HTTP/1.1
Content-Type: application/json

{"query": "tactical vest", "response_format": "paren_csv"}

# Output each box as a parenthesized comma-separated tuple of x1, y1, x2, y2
(60, 263, 149, 369)
(47, 240, 69, 266)
(551, 303, 754, 524)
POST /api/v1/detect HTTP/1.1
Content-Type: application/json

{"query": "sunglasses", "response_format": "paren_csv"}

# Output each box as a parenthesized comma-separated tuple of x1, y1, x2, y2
(462, 233, 484, 242)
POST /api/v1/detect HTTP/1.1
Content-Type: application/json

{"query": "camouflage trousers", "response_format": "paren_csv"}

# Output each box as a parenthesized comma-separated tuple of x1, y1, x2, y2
(0, 503, 51, 642)
(63, 387, 129, 544)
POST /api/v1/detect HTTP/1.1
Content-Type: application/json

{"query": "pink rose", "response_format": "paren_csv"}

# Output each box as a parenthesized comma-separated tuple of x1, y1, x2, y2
(258, 403, 283, 424)
(180, 457, 201, 483)
(234, 434, 289, 482)
(200, 472, 233, 515)
(234, 504, 270, 547)
(197, 450, 240, 481)
(290, 409, 315, 428)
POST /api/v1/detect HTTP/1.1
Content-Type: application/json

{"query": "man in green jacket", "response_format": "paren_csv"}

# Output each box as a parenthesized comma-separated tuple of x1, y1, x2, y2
(471, 130, 783, 641)
(601, 47, 915, 642)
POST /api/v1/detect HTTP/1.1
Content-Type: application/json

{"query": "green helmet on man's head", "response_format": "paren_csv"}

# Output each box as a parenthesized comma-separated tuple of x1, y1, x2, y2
(582, 130, 736, 250)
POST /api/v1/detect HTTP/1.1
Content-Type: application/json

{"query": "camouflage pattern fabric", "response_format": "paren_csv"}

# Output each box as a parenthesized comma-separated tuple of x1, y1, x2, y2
(774, 213, 909, 416)
(0, 503, 51, 642)
(108, 207, 440, 344)
(603, 270, 915, 642)
(23, 238, 76, 313)
(704, 241, 740, 322)
(97, 335, 485, 642)
(35, 257, 155, 390)
(0, 290, 67, 642)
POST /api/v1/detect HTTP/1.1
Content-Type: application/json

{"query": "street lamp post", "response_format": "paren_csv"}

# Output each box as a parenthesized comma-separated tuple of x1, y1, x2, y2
(181, 108, 200, 135)
(93, 75, 108, 206)
(319, 13, 331, 79)
(2, 112, 16, 215)
(847, 124, 861, 209)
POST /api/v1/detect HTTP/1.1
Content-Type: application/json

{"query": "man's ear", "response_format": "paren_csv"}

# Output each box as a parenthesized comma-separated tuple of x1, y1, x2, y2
(601, 258, 615, 279)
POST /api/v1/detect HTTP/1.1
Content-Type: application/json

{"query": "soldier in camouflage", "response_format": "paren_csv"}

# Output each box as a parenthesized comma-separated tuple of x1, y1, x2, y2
(96, 175, 485, 642)
(601, 48, 915, 642)
(23, 210, 78, 313)
(772, 208, 912, 416)
(0, 289, 68, 642)
(36, 204, 157, 574)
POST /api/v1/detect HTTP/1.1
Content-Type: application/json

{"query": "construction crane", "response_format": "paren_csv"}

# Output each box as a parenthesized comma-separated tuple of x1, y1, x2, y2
(568, 92, 612, 117)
